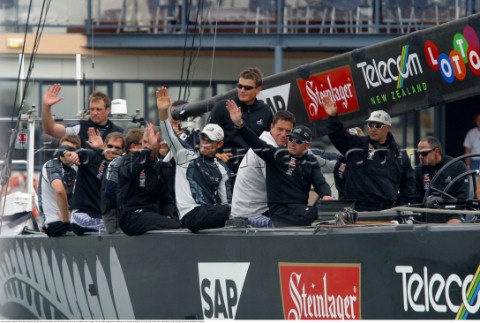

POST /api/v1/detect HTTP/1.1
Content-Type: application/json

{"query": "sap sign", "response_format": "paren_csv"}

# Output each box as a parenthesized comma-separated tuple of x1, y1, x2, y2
(198, 263, 250, 319)
(257, 83, 291, 114)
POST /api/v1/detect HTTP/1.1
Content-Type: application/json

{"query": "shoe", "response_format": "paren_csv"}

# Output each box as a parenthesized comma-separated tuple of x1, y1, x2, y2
(224, 218, 248, 228)
(20, 226, 44, 235)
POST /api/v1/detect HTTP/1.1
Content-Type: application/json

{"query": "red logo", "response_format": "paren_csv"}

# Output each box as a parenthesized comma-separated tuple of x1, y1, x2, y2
(297, 66, 360, 121)
(279, 263, 361, 320)
(18, 132, 27, 144)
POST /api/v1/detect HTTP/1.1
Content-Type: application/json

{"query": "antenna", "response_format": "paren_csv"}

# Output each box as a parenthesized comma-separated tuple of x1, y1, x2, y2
(75, 54, 82, 117)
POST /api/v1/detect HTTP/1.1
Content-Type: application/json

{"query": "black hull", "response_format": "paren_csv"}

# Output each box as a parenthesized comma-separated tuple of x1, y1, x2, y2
(0, 225, 479, 320)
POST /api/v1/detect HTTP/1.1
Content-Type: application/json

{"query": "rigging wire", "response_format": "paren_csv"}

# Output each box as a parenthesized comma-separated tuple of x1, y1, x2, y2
(178, 0, 193, 102)
(90, 7, 95, 95)
(184, 0, 207, 102)
(207, 0, 220, 113)
(179, 0, 212, 103)
(181, 0, 201, 102)
(3, 0, 50, 177)
(0, 0, 51, 231)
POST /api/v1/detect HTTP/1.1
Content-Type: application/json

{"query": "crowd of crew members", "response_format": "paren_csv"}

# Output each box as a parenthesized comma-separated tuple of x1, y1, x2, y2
(37, 67, 471, 237)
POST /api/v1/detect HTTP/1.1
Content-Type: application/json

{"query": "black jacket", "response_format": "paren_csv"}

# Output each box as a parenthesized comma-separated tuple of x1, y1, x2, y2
(237, 125, 331, 218)
(207, 97, 272, 173)
(71, 149, 104, 217)
(327, 116, 419, 211)
(415, 155, 469, 223)
(78, 119, 124, 148)
(117, 149, 176, 218)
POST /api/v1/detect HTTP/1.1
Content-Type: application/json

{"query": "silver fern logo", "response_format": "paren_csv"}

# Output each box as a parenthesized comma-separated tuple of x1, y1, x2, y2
(0, 240, 135, 319)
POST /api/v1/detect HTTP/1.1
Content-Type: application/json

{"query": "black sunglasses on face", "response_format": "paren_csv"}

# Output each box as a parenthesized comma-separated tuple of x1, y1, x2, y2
(367, 122, 385, 129)
(237, 83, 256, 91)
(288, 136, 308, 145)
(418, 149, 434, 157)
(200, 134, 217, 143)
(107, 144, 123, 150)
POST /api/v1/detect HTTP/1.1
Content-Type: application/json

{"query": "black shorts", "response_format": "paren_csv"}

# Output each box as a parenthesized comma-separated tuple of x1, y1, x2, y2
(182, 204, 231, 233)
(269, 203, 318, 227)
(44, 221, 71, 237)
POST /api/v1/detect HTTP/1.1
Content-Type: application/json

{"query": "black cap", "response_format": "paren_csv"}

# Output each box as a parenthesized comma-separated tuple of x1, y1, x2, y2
(289, 125, 312, 142)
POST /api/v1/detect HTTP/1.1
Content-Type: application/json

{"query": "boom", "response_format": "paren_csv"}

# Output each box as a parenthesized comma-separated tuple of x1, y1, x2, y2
(173, 13, 480, 136)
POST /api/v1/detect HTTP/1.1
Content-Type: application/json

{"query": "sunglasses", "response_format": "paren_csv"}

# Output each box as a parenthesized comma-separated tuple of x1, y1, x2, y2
(200, 134, 217, 143)
(106, 144, 123, 150)
(237, 83, 256, 91)
(288, 136, 309, 145)
(418, 149, 434, 157)
(367, 122, 386, 129)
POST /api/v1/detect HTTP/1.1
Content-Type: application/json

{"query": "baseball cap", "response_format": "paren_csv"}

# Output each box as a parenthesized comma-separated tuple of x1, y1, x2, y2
(365, 110, 392, 126)
(200, 124, 224, 142)
(289, 125, 312, 142)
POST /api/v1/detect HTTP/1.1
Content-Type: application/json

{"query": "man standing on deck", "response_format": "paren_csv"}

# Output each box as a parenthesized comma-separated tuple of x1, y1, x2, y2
(42, 83, 124, 148)
(320, 95, 418, 211)
(207, 67, 272, 182)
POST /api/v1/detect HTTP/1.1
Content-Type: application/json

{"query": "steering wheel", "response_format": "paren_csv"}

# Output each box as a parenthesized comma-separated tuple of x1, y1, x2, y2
(422, 153, 480, 205)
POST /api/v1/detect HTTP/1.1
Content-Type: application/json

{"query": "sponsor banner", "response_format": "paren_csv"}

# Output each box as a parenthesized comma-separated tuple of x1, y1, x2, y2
(396, 265, 480, 319)
(279, 263, 361, 320)
(198, 262, 250, 320)
(423, 25, 480, 83)
(296, 66, 360, 121)
(353, 44, 427, 113)
(257, 83, 291, 114)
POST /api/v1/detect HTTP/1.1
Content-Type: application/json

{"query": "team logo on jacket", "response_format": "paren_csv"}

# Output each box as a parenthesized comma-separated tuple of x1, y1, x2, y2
(423, 174, 430, 190)
(279, 263, 361, 320)
(367, 144, 375, 160)
(139, 170, 146, 187)
(338, 163, 346, 179)
(286, 157, 297, 176)
(97, 163, 106, 180)
(198, 262, 250, 319)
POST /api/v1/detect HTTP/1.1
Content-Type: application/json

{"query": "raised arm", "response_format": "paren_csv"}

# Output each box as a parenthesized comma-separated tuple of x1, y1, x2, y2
(156, 87, 191, 163)
(42, 84, 67, 138)
(156, 86, 171, 122)
(320, 94, 338, 117)
(225, 99, 243, 127)
(226, 99, 278, 161)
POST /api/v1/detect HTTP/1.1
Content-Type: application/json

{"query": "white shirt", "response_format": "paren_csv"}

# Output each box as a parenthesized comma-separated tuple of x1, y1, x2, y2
(160, 119, 230, 219)
(464, 127, 480, 160)
(231, 131, 276, 218)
